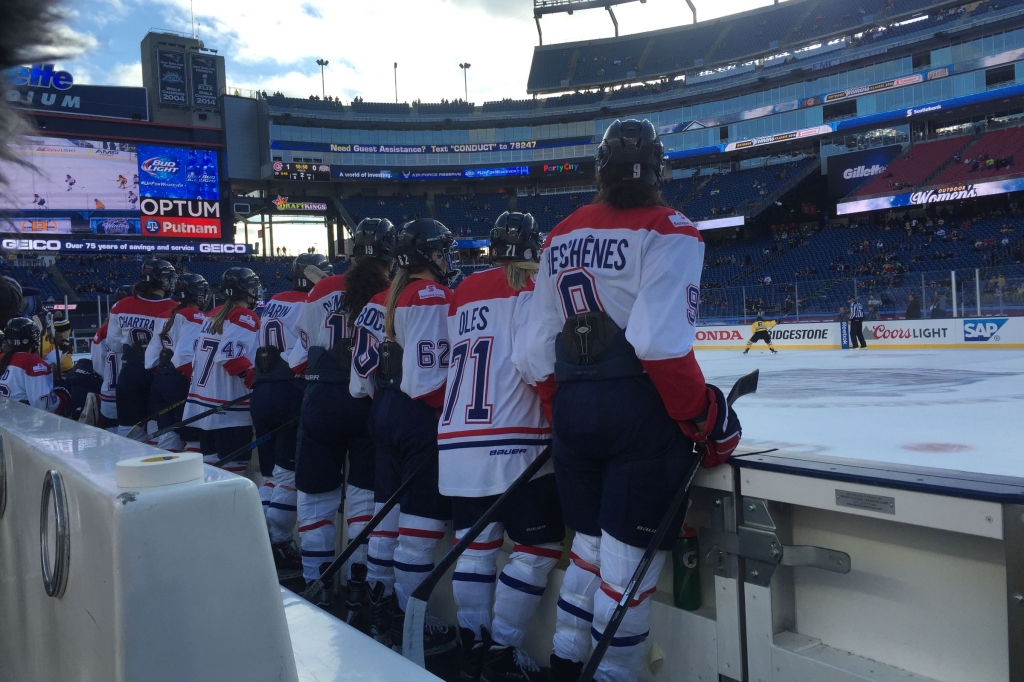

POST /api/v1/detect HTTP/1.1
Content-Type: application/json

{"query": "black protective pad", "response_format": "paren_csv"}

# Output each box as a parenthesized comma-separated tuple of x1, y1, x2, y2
(256, 345, 282, 374)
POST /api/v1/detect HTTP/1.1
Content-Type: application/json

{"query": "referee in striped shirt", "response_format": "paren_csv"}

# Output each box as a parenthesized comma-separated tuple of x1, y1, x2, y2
(848, 295, 867, 349)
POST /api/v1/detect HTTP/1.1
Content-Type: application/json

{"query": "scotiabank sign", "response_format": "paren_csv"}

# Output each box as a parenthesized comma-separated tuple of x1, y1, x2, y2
(140, 198, 221, 238)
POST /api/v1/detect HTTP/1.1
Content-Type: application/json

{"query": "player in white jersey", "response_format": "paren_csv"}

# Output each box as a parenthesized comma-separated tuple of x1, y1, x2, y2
(106, 260, 178, 437)
(252, 253, 331, 581)
(145, 274, 210, 452)
(443, 212, 564, 682)
(513, 120, 742, 682)
(288, 220, 394, 619)
(364, 218, 459, 655)
(182, 268, 262, 472)
(91, 285, 132, 431)
(0, 317, 68, 414)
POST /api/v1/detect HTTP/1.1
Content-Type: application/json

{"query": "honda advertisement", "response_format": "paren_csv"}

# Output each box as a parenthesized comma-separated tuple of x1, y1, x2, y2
(827, 144, 903, 197)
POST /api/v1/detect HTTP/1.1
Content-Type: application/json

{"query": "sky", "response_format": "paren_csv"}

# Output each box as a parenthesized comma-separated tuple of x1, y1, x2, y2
(61, 0, 783, 104)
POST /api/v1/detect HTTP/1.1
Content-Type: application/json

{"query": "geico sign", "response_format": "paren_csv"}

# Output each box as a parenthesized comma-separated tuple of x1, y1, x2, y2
(694, 330, 744, 341)
(200, 243, 247, 253)
(140, 198, 220, 218)
(1, 238, 61, 250)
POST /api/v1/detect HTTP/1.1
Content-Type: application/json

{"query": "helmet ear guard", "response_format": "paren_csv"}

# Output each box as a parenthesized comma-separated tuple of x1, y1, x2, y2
(395, 218, 461, 287)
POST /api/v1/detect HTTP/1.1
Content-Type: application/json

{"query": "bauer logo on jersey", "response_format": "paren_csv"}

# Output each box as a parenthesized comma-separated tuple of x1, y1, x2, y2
(668, 212, 693, 228)
(963, 318, 1008, 342)
(419, 285, 447, 300)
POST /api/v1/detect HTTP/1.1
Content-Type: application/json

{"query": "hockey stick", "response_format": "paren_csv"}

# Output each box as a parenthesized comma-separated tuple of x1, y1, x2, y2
(123, 398, 187, 440)
(300, 456, 433, 603)
(212, 416, 300, 468)
(131, 392, 252, 442)
(578, 369, 759, 682)
(403, 445, 554, 666)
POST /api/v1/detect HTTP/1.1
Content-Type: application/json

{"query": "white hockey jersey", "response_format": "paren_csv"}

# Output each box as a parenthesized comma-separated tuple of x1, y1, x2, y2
(105, 294, 177, 381)
(438, 267, 553, 497)
(287, 276, 348, 375)
(91, 321, 117, 419)
(182, 305, 260, 430)
(0, 352, 65, 413)
(260, 290, 307, 353)
(349, 290, 388, 400)
(512, 204, 710, 424)
(146, 306, 207, 374)
(391, 279, 452, 408)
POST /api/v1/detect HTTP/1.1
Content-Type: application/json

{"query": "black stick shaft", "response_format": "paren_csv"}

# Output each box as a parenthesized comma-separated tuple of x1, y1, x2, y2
(214, 416, 300, 467)
(143, 392, 251, 441)
(128, 398, 186, 432)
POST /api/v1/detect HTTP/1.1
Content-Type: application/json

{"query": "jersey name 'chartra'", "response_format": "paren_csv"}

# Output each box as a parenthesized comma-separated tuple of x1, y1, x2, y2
(118, 316, 156, 331)
(547, 235, 629, 275)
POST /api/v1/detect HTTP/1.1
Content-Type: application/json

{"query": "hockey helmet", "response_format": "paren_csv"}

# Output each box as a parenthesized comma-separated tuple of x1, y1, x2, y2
(596, 119, 664, 186)
(176, 274, 212, 310)
(352, 218, 398, 263)
(292, 253, 332, 292)
(114, 284, 133, 302)
(489, 212, 541, 264)
(395, 218, 460, 286)
(3, 316, 41, 353)
(141, 258, 178, 294)
(221, 267, 264, 303)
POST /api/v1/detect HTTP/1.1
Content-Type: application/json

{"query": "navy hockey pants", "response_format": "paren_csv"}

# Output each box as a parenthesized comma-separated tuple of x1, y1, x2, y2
(116, 357, 153, 427)
(294, 382, 375, 495)
(251, 378, 304, 477)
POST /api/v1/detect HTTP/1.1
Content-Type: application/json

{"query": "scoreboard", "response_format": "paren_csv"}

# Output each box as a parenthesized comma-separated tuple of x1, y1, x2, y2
(272, 161, 331, 182)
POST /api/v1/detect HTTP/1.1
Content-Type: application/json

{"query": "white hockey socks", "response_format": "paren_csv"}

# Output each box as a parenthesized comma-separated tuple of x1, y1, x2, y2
(266, 466, 297, 544)
(553, 533, 602, 664)
(452, 522, 503, 640)
(492, 541, 561, 649)
(367, 501, 400, 596)
(297, 488, 341, 583)
(344, 484, 374, 577)
(393, 513, 447, 611)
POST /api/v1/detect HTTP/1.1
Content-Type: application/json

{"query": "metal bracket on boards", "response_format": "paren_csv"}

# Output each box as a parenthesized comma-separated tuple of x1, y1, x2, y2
(700, 497, 852, 587)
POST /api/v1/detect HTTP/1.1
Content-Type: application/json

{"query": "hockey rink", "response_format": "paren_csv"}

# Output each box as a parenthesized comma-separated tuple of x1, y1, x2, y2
(696, 348, 1024, 478)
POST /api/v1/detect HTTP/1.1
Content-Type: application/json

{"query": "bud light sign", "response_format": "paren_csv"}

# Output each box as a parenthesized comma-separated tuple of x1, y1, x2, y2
(963, 318, 1008, 342)
(137, 145, 219, 200)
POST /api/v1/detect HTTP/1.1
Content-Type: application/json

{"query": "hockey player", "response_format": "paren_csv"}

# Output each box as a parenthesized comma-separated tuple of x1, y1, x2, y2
(512, 119, 742, 682)
(743, 312, 777, 354)
(41, 315, 73, 375)
(182, 267, 262, 471)
(91, 284, 133, 432)
(443, 212, 563, 682)
(0, 317, 68, 414)
(106, 260, 178, 438)
(252, 252, 331, 580)
(363, 218, 459, 654)
(145, 274, 210, 452)
(288, 220, 393, 616)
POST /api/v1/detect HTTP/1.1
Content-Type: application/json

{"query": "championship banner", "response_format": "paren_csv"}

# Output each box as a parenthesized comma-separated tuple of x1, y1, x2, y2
(156, 50, 188, 108)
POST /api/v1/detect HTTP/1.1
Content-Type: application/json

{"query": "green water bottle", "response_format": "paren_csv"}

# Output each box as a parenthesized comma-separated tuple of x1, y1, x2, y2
(672, 524, 701, 611)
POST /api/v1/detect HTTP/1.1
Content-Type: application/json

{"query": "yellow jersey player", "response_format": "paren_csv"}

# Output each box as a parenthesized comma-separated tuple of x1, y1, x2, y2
(744, 312, 778, 354)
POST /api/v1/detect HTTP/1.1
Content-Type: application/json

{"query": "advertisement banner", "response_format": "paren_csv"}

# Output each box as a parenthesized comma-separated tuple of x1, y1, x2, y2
(141, 216, 222, 239)
(140, 198, 221, 219)
(836, 176, 1024, 215)
(270, 195, 329, 213)
(1, 237, 250, 255)
(90, 217, 141, 235)
(272, 137, 593, 155)
(156, 50, 188, 107)
(692, 322, 839, 350)
(827, 144, 903, 197)
(189, 53, 219, 110)
(330, 166, 530, 181)
(0, 218, 72, 234)
(723, 125, 833, 153)
(137, 145, 219, 200)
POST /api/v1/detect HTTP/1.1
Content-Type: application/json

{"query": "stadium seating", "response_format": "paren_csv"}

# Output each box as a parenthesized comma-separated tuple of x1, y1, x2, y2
(481, 99, 536, 113)
(928, 127, 1024, 186)
(516, 191, 596, 227)
(340, 195, 429, 227)
(851, 136, 970, 197)
(417, 101, 475, 115)
(435, 194, 510, 237)
(351, 101, 411, 115)
(675, 158, 816, 221)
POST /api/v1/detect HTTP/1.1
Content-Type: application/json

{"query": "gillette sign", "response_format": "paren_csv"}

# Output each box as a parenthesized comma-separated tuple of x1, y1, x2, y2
(827, 144, 902, 197)
(7, 64, 73, 90)
(843, 164, 886, 180)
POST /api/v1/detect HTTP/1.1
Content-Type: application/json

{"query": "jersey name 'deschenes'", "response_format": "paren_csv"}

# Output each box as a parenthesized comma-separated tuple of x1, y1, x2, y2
(260, 290, 307, 355)
(182, 305, 260, 429)
(287, 275, 350, 375)
(349, 291, 388, 400)
(391, 279, 453, 408)
(438, 267, 553, 497)
(91, 322, 117, 419)
(146, 306, 206, 373)
(0, 352, 64, 413)
(512, 203, 710, 424)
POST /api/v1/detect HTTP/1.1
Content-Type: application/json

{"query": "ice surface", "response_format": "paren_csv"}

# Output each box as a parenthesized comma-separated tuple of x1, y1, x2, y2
(695, 348, 1024, 479)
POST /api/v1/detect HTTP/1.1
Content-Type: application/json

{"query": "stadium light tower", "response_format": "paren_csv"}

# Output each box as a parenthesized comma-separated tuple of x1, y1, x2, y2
(316, 58, 329, 98)
(459, 62, 471, 102)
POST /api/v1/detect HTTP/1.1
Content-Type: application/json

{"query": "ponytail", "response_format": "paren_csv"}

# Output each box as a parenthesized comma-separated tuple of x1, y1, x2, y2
(504, 261, 539, 292)
(384, 268, 412, 341)
(160, 302, 187, 337)
(342, 258, 390, 331)
(209, 299, 239, 335)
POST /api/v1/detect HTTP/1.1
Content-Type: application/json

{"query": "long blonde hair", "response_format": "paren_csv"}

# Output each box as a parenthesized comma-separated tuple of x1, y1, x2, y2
(384, 268, 412, 341)
(209, 299, 240, 335)
(504, 261, 539, 292)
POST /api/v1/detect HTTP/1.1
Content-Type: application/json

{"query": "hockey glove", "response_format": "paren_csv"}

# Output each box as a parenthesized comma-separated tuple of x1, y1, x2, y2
(679, 384, 741, 468)
(242, 367, 256, 389)
(51, 386, 71, 417)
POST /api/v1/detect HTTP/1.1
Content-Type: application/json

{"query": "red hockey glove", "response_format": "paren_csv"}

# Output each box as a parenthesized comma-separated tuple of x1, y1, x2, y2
(242, 367, 255, 389)
(678, 384, 741, 468)
(51, 386, 71, 416)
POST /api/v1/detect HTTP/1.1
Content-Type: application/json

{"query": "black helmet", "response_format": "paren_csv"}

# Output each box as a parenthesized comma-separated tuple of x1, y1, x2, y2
(490, 212, 541, 264)
(176, 274, 211, 310)
(221, 267, 264, 302)
(395, 218, 460, 286)
(353, 218, 397, 263)
(114, 284, 133, 302)
(141, 258, 178, 294)
(3, 316, 40, 353)
(596, 118, 664, 186)
(292, 253, 332, 291)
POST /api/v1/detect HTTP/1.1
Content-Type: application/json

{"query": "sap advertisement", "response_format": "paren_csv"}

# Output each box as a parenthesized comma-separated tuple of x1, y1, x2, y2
(827, 145, 903, 197)
(0, 136, 223, 240)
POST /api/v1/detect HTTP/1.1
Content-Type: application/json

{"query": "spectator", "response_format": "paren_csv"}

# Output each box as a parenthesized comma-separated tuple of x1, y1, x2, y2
(838, 306, 849, 322)
(905, 293, 921, 319)
(930, 291, 949, 318)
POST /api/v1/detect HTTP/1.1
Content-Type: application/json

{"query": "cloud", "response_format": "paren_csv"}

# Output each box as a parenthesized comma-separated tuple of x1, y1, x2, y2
(301, 3, 322, 19)
(110, 62, 143, 86)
